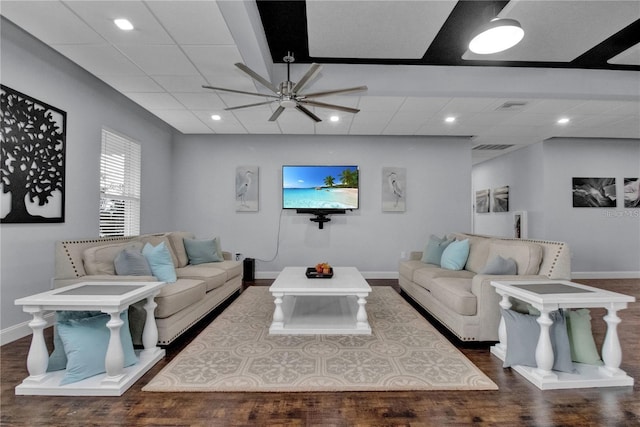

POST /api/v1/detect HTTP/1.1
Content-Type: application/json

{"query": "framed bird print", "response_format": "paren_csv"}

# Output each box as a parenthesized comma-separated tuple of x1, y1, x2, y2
(235, 165, 258, 212)
(382, 167, 406, 212)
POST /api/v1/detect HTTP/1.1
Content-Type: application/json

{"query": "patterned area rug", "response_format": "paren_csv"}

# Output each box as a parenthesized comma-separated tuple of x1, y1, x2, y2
(143, 287, 497, 392)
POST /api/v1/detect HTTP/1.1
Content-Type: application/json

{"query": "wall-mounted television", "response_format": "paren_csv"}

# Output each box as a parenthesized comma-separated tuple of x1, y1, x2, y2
(282, 165, 359, 211)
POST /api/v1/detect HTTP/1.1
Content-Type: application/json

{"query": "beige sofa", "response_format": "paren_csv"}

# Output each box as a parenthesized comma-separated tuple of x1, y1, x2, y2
(54, 231, 242, 345)
(399, 233, 571, 342)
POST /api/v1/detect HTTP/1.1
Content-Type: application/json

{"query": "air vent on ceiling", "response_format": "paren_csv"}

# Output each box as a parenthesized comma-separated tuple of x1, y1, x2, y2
(495, 101, 528, 111)
(472, 144, 515, 151)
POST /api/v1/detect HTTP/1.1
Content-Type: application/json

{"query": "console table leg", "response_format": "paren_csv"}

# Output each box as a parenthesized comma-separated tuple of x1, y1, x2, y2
(534, 309, 555, 378)
(104, 311, 125, 380)
(25, 310, 49, 381)
(142, 292, 160, 355)
(600, 307, 625, 377)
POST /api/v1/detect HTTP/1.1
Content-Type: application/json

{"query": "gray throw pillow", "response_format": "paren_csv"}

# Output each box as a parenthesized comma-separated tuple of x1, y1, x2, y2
(480, 255, 517, 275)
(114, 248, 152, 276)
(501, 308, 575, 373)
(421, 235, 453, 265)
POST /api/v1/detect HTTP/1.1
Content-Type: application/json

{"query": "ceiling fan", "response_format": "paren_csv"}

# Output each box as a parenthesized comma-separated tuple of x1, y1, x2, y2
(202, 52, 367, 122)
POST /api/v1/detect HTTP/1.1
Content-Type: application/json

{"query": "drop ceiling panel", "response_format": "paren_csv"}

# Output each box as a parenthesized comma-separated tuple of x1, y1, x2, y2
(0, 1, 104, 44)
(124, 92, 185, 110)
(306, 0, 457, 59)
(98, 75, 164, 92)
(357, 96, 405, 112)
(145, 1, 235, 45)
(172, 93, 226, 110)
(115, 44, 199, 75)
(151, 75, 210, 93)
(349, 112, 393, 134)
(51, 44, 144, 75)
(151, 110, 212, 133)
(64, 0, 174, 45)
(463, 0, 640, 62)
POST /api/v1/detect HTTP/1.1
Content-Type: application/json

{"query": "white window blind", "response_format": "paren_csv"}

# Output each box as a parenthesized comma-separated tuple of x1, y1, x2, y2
(99, 129, 141, 237)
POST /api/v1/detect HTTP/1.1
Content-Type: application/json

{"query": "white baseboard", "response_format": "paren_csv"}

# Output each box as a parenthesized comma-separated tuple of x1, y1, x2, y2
(571, 271, 640, 279)
(0, 312, 55, 346)
(255, 271, 400, 280)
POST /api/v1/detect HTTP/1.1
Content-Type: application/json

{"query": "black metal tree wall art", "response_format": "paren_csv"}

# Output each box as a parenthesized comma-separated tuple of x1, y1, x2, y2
(1, 85, 66, 223)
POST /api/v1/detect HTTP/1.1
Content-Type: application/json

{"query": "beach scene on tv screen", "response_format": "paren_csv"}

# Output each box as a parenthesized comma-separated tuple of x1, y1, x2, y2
(283, 166, 359, 209)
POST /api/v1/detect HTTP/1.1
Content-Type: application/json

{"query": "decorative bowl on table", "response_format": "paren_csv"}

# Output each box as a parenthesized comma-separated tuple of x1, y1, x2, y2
(306, 263, 334, 278)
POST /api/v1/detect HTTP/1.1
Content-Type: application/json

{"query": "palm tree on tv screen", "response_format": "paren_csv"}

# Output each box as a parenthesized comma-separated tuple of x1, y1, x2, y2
(323, 176, 335, 187)
(339, 169, 358, 188)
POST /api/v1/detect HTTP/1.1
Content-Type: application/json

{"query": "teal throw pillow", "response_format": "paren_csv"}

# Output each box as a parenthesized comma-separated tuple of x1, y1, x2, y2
(421, 235, 453, 266)
(183, 237, 223, 265)
(142, 241, 177, 283)
(480, 255, 517, 275)
(57, 312, 138, 385)
(114, 248, 152, 276)
(48, 311, 103, 372)
(440, 239, 470, 271)
(500, 308, 575, 373)
(566, 309, 603, 365)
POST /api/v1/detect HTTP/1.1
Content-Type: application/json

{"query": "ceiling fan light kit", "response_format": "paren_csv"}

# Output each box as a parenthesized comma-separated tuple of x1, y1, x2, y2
(203, 52, 367, 122)
(469, 18, 525, 54)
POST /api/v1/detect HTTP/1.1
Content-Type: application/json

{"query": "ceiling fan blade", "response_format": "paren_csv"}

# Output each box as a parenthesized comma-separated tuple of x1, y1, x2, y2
(268, 106, 285, 121)
(295, 104, 322, 122)
(202, 85, 279, 99)
(224, 100, 276, 111)
(298, 100, 360, 114)
(234, 63, 279, 93)
(302, 85, 368, 99)
(292, 63, 322, 94)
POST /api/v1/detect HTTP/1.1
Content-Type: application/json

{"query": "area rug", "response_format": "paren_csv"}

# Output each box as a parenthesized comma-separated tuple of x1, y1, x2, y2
(143, 287, 497, 392)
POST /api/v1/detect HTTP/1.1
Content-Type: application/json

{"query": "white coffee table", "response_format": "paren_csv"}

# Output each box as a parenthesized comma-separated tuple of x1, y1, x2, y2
(269, 267, 372, 335)
(490, 279, 635, 390)
(14, 281, 166, 396)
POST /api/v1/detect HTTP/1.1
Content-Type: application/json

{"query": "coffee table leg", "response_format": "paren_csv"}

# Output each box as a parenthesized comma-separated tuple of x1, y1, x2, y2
(24, 308, 49, 381)
(600, 307, 625, 377)
(356, 296, 368, 329)
(104, 311, 125, 380)
(142, 292, 160, 355)
(272, 293, 284, 330)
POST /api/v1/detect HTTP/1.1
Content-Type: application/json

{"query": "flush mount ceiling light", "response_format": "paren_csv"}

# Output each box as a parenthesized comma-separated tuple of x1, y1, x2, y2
(330, 115, 339, 122)
(469, 18, 524, 54)
(557, 117, 570, 124)
(444, 116, 456, 123)
(114, 18, 134, 31)
(211, 114, 221, 121)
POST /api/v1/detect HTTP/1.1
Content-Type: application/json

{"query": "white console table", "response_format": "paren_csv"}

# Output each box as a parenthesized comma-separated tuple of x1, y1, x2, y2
(14, 281, 166, 396)
(490, 280, 635, 390)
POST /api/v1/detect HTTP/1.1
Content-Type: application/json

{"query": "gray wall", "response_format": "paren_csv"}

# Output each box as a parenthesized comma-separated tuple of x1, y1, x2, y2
(0, 19, 176, 330)
(171, 134, 473, 276)
(473, 138, 640, 276)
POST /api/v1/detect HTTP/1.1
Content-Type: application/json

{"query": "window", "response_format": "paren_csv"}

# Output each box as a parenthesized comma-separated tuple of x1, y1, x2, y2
(99, 129, 141, 237)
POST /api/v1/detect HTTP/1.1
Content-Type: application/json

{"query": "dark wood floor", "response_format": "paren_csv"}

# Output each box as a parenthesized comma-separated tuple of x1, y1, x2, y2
(1, 278, 638, 426)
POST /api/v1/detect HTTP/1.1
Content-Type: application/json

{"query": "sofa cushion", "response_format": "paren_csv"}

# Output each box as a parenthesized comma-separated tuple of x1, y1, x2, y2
(154, 279, 206, 319)
(421, 235, 453, 266)
(429, 277, 477, 316)
(175, 265, 228, 292)
(137, 235, 179, 267)
(399, 260, 432, 282)
(114, 248, 152, 276)
(183, 237, 224, 265)
(441, 239, 470, 271)
(165, 231, 195, 268)
(457, 234, 492, 273)
(480, 255, 517, 275)
(210, 260, 243, 280)
(488, 240, 543, 275)
(142, 242, 177, 283)
(82, 241, 143, 275)
(413, 267, 474, 292)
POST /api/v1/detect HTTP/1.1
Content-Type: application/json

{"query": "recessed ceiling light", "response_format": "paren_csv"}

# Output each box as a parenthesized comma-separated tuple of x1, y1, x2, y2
(445, 116, 456, 123)
(557, 117, 570, 124)
(211, 114, 221, 121)
(330, 115, 339, 122)
(114, 19, 134, 31)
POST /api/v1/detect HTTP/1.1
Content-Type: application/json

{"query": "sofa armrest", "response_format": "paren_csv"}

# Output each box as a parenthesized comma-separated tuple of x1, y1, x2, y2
(53, 275, 157, 289)
(222, 251, 232, 261)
